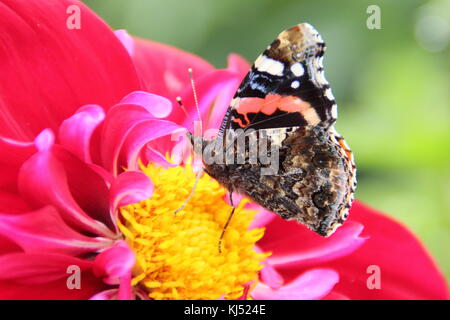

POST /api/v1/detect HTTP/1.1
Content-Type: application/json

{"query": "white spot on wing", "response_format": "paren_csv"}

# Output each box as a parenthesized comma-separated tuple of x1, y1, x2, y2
(331, 104, 338, 118)
(254, 54, 284, 76)
(291, 80, 300, 89)
(313, 56, 324, 70)
(290, 63, 304, 77)
(324, 88, 334, 101)
(316, 70, 328, 86)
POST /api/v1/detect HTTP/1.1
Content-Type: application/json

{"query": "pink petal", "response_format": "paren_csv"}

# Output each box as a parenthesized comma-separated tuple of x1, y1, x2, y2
(126, 35, 215, 101)
(0, 206, 112, 255)
(109, 171, 154, 227)
(256, 245, 284, 289)
(58, 104, 105, 163)
(34, 128, 54, 151)
(93, 241, 135, 285)
(259, 216, 367, 269)
(204, 79, 241, 131)
(53, 146, 113, 229)
(176, 70, 240, 132)
(252, 268, 339, 300)
(18, 134, 114, 237)
(120, 119, 184, 171)
(169, 135, 191, 166)
(203, 53, 249, 130)
(259, 264, 284, 289)
(115, 30, 134, 56)
(249, 206, 277, 229)
(0, 253, 92, 284)
(0, 0, 140, 140)
(120, 91, 173, 118)
(143, 146, 177, 167)
(90, 289, 118, 300)
(227, 53, 251, 75)
(117, 271, 133, 300)
(100, 94, 173, 175)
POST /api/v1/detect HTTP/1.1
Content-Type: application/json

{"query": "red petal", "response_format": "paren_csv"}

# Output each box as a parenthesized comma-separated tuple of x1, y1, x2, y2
(271, 201, 449, 299)
(0, 252, 92, 284)
(0, 191, 30, 214)
(0, 136, 36, 192)
(0, 270, 106, 300)
(322, 201, 449, 299)
(0, 0, 140, 140)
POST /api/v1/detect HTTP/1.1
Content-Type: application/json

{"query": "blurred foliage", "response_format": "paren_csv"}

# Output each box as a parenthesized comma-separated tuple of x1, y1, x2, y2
(85, 0, 450, 280)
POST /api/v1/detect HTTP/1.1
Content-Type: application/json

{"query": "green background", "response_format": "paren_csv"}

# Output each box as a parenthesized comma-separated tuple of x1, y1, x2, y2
(84, 0, 450, 280)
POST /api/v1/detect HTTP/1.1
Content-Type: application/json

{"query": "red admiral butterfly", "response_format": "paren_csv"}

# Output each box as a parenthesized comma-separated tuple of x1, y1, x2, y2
(190, 23, 356, 238)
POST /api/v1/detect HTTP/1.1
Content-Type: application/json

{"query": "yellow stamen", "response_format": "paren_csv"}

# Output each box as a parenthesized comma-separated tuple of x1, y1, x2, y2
(119, 163, 267, 300)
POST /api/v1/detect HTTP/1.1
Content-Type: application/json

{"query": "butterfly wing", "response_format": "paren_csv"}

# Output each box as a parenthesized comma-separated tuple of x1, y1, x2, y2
(218, 23, 337, 133)
(206, 23, 356, 237)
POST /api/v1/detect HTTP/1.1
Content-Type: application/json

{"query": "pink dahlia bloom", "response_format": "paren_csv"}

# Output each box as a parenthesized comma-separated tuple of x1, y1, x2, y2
(0, 0, 447, 300)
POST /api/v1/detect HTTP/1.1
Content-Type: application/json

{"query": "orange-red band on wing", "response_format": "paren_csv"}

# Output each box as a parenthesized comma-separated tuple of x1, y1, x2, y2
(232, 94, 313, 128)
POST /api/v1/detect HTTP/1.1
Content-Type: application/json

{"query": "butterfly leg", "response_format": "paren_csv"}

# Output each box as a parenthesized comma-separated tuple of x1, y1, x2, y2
(218, 190, 236, 253)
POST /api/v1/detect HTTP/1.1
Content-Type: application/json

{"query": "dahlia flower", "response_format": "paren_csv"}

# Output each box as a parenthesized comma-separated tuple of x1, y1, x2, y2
(0, 0, 447, 300)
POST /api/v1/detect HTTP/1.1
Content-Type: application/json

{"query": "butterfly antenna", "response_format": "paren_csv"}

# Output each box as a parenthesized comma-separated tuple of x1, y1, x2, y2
(176, 96, 193, 123)
(188, 68, 203, 136)
(173, 68, 205, 216)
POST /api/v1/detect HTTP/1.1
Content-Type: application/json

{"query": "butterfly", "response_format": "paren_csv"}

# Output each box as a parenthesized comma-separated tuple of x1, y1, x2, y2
(189, 23, 356, 239)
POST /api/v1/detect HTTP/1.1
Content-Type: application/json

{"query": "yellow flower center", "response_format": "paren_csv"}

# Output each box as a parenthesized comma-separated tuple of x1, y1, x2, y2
(118, 164, 266, 300)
